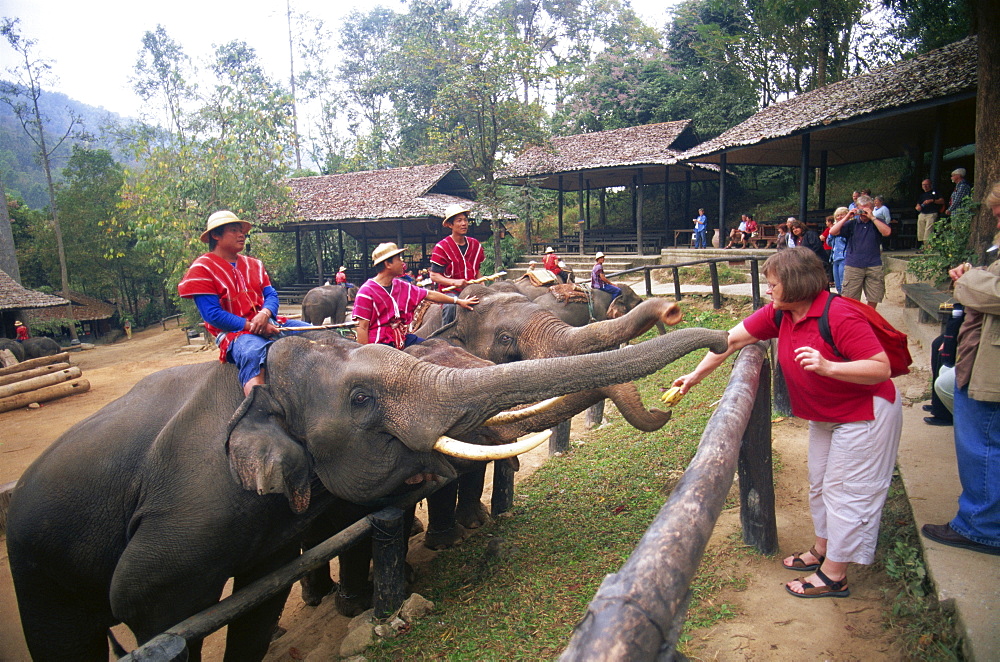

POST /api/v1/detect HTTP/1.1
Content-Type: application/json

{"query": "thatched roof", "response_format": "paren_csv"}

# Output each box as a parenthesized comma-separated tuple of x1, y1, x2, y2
(0, 269, 69, 310)
(678, 36, 977, 167)
(258, 163, 503, 245)
(23, 291, 117, 323)
(498, 120, 720, 190)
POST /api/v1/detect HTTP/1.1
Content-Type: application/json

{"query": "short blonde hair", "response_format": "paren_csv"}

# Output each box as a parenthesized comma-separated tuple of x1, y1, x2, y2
(833, 206, 850, 222)
(986, 181, 1000, 208)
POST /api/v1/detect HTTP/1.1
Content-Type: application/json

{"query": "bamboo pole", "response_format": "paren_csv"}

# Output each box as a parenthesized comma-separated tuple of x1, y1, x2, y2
(0, 378, 90, 414)
(0, 352, 71, 377)
(0, 362, 73, 388)
(0, 367, 82, 399)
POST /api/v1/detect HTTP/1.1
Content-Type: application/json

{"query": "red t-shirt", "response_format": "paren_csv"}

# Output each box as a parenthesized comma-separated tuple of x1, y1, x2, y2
(430, 235, 484, 282)
(177, 252, 270, 360)
(743, 292, 896, 422)
(543, 253, 561, 274)
(352, 278, 428, 346)
(15, 325, 28, 341)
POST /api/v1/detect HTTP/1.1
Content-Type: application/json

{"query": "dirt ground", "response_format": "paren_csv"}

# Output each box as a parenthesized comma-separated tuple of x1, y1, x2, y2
(0, 303, 929, 661)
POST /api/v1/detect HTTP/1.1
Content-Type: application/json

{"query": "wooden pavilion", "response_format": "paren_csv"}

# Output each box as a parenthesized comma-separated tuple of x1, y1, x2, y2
(498, 120, 721, 254)
(258, 163, 504, 283)
(22, 290, 118, 341)
(0, 268, 69, 339)
(677, 36, 977, 243)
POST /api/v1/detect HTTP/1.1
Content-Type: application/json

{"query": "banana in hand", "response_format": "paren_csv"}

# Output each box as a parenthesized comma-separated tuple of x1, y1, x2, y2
(661, 386, 684, 407)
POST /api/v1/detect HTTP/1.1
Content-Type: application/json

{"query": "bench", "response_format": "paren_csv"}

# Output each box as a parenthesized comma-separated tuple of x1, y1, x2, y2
(673, 229, 694, 247)
(752, 225, 781, 249)
(901, 282, 954, 333)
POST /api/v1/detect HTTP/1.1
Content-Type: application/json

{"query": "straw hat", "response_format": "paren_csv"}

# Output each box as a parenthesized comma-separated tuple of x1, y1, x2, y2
(442, 203, 471, 226)
(371, 242, 406, 266)
(595, 252, 605, 260)
(15, 320, 22, 326)
(544, 246, 554, 254)
(200, 210, 251, 243)
(338, 266, 346, 272)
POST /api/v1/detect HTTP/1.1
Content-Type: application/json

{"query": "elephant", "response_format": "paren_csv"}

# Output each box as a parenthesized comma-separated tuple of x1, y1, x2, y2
(301, 285, 353, 325)
(504, 279, 647, 325)
(22, 336, 61, 359)
(6, 328, 728, 661)
(0, 337, 26, 362)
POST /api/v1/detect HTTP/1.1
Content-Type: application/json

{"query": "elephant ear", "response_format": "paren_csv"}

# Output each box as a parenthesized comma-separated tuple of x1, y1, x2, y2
(226, 385, 313, 514)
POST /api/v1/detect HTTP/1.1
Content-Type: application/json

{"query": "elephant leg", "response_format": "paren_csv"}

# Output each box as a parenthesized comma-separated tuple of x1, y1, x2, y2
(424, 479, 465, 550)
(223, 550, 298, 662)
(299, 519, 338, 607)
(335, 539, 374, 617)
(456, 464, 491, 530)
(13, 570, 112, 661)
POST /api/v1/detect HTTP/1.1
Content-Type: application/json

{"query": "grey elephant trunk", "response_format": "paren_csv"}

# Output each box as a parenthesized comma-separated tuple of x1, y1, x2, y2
(550, 298, 683, 355)
(437, 328, 727, 439)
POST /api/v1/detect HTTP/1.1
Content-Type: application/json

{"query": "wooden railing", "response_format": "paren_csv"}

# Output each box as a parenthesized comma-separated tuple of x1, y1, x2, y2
(609, 255, 769, 310)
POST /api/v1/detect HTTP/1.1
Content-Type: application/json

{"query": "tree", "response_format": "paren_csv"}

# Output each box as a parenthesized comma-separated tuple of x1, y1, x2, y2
(1, 17, 82, 340)
(0, 170, 20, 282)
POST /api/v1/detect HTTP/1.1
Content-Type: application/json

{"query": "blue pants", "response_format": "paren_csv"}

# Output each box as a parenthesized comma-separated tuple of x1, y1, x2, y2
(833, 259, 845, 293)
(694, 229, 707, 248)
(597, 283, 621, 299)
(228, 319, 312, 386)
(950, 386, 1000, 548)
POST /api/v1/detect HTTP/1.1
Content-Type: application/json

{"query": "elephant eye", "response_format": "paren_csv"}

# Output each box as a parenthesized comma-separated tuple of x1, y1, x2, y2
(350, 389, 371, 408)
(497, 332, 514, 347)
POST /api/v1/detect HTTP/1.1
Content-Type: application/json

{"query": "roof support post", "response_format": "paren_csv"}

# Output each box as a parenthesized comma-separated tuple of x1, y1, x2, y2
(599, 190, 606, 228)
(799, 134, 810, 224)
(586, 181, 591, 231)
(684, 170, 692, 230)
(338, 228, 345, 272)
(818, 150, 828, 210)
(578, 172, 585, 228)
(396, 220, 404, 250)
(636, 168, 645, 256)
(558, 175, 564, 240)
(930, 112, 944, 187)
(295, 229, 303, 283)
(663, 165, 670, 237)
(315, 230, 324, 283)
(718, 152, 727, 247)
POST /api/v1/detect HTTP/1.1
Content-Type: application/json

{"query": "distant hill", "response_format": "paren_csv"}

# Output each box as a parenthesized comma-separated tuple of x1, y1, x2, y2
(0, 84, 134, 209)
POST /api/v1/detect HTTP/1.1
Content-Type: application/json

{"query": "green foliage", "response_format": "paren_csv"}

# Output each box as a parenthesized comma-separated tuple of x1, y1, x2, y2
(909, 192, 978, 283)
(887, 0, 973, 54)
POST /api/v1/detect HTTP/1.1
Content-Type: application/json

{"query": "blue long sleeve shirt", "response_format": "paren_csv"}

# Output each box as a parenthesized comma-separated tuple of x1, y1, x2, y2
(194, 285, 280, 333)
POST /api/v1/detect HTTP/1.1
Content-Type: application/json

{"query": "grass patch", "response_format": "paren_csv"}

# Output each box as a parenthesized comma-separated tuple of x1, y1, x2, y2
(368, 311, 741, 660)
(654, 264, 747, 286)
(874, 473, 964, 660)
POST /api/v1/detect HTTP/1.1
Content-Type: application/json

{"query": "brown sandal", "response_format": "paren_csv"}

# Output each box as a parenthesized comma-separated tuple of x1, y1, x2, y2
(785, 568, 850, 598)
(783, 546, 825, 572)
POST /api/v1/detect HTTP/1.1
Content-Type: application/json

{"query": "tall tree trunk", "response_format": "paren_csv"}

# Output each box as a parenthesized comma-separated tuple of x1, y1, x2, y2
(972, 6, 1000, 259)
(0, 170, 20, 284)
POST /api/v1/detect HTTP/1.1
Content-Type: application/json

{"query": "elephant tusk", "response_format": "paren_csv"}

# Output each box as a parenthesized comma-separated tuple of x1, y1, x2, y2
(481, 396, 564, 426)
(433, 430, 551, 460)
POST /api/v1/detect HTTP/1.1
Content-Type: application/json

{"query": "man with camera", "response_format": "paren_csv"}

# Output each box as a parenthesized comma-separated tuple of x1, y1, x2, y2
(829, 194, 892, 310)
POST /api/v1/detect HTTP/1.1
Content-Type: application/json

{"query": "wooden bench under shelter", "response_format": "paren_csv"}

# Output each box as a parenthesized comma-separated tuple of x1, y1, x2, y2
(673, 229, 695, 246)
(751, 224, 781, 249)
(901, 282, 955, 333)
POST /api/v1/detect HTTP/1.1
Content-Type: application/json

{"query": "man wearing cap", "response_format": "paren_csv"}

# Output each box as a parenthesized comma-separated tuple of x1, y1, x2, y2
(178, 210, 310, 396)
(14, 320, 28, 341)
(543, 246, 568, 283)
(353, 243, 479, 348)
(590, 252, 621, 300)
(430, 203, 485, 325)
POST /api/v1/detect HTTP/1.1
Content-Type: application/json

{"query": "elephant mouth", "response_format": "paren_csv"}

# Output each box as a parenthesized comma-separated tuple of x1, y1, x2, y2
(433, 430, 551, 460)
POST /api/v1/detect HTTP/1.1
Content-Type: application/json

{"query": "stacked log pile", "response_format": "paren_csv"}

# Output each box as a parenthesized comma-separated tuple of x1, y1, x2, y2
(0, 352, 90, 414)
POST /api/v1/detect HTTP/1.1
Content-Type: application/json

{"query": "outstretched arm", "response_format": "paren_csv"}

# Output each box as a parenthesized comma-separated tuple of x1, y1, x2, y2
(673, 322, 759, 393)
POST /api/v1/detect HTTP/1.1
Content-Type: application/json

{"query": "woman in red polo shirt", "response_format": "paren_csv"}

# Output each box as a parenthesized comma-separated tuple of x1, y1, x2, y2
(672, 247, 902, 599)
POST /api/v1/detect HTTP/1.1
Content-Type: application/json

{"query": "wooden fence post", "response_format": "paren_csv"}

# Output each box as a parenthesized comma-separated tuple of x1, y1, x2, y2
(585, 400, 605, 430)
(738, 353, 778, 554)
(549, 419, 571, 455)
(370, 507, 407, 620)
(491, 460, 515, 516)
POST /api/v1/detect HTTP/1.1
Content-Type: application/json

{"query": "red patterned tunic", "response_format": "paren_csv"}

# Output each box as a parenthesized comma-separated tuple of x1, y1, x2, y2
(352, 278, 429, 347)
(430, 235, 484, 283)
(177, 252, 270, 360)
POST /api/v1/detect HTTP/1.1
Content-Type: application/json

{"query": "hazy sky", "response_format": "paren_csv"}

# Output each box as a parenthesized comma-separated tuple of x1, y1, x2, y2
(2, 0, 678, 119)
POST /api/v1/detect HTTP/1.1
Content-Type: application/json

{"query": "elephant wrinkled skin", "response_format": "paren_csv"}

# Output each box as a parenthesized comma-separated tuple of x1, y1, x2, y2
(301, 284, 352, 325)
(6, 329, 727, 661)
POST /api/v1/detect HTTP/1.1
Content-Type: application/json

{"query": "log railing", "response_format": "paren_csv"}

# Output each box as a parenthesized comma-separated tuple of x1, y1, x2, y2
(560, 342, 777, 660)
(609, 255, 769, 310)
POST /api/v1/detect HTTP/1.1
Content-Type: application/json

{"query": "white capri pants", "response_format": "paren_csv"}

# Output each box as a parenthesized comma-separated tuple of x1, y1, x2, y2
(807, 388, 903, 565)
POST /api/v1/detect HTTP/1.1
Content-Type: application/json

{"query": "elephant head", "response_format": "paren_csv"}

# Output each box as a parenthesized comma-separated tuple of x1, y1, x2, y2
(225, 329, 725, 508)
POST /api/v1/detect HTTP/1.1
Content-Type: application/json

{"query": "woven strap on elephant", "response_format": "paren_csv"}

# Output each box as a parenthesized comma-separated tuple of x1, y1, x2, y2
(410, 299, 433, 332)
(550, 283, 591, 304)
